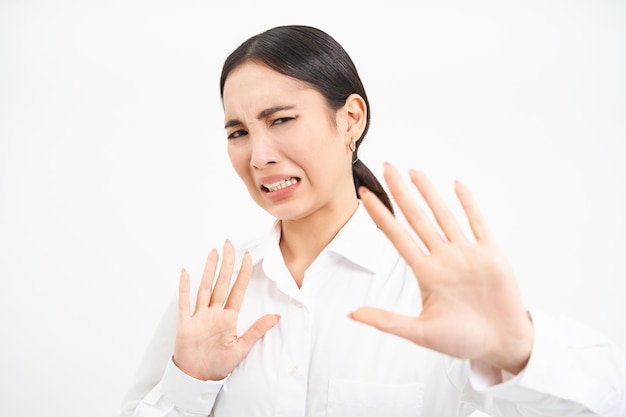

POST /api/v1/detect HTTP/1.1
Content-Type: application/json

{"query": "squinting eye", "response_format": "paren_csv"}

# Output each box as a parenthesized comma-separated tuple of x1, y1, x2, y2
(227, 129, 247, 140)
(271, 117, 294, 126)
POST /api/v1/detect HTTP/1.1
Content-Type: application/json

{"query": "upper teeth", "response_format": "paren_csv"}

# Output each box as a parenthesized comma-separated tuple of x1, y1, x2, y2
(264, 177, 298, 192)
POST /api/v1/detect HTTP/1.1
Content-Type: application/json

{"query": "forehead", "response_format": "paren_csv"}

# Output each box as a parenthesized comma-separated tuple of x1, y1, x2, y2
(222, 61, 316, 116)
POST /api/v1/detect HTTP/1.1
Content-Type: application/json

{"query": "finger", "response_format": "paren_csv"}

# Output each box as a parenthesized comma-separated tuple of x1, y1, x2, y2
(238, 314, 281, 355)
(383, 163, 444, 251)
(209, 239, 236, 307)
(454, 180, 490, 242)
(349, 307, 426, 346)
(195, 249, 218, 314)
(359, 185, 426, 266)
(224, 250, 252, 311)
(178, 268, 191, 319)
(409, 169, 466, 243)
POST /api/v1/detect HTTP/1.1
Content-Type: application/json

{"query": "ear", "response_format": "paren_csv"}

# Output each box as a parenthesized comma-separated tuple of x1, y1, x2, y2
(340, 93, 367, 144)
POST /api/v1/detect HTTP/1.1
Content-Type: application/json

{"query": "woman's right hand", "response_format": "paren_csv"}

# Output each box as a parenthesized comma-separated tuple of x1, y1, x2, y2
(173, 240, 280, 381)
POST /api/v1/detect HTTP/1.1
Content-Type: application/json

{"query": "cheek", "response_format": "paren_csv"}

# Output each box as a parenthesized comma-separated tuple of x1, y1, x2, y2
(227, 145, 250, 180)
(292, 122, 341, 159)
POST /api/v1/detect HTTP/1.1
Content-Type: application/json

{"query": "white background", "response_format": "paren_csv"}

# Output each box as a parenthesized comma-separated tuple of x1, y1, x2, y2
(1, 1, 625, 416)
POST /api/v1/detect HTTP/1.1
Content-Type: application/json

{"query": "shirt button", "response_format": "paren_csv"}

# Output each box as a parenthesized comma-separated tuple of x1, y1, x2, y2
(200, 392, 213, 400)
(289, 365, 299, 377)
(292, 300, 304, 309)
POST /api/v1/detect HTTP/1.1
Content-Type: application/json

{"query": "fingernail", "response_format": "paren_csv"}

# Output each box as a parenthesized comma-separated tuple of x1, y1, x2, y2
(358, 186, 369, 195)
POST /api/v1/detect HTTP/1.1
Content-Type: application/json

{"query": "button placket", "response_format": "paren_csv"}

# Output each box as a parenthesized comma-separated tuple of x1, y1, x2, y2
(288, 365, 300, 377)
(273, 295, 311, 415)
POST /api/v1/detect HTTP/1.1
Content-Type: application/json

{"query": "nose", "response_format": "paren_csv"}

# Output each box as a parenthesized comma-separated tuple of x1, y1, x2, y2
(250, 130, 278, 169)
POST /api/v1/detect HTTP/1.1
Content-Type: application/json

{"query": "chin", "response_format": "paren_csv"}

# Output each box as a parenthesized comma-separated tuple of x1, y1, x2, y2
(260, 201, 315, 222)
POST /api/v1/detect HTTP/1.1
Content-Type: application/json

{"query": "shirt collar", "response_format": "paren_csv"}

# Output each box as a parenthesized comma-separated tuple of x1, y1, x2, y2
(326, 201, 381, 273)
(247, 201, 382, 274)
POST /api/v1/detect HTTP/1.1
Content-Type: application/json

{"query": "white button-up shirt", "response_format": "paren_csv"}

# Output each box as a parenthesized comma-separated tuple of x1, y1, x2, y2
(120, 203, 626, 417)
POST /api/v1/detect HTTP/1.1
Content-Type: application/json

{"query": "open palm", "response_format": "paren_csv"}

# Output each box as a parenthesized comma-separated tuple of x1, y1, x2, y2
(174, 240, 280, 381)
(351, 163, 533, 375)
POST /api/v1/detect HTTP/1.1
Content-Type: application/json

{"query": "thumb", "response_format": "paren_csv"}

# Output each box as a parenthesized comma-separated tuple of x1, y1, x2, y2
(349, 307, 426, 345)
(238, 314, 281, 354)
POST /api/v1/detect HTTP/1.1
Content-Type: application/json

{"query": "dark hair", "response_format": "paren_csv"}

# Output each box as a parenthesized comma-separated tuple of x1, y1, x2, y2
(220, 25, 394, 214)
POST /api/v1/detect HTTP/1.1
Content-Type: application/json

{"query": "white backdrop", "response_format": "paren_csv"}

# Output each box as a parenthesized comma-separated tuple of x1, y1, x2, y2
(1, 1, 625, 416)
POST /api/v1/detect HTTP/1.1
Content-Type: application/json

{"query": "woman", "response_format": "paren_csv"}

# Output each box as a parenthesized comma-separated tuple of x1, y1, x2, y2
(120, 25, 626, 416)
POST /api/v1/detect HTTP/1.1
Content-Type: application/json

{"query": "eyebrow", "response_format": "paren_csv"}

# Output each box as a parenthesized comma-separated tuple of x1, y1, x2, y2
(224, 105, 295, 129)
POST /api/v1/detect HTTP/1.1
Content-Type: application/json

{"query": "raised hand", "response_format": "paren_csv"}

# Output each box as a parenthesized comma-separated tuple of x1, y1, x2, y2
(350, 163, 534, 375)
(174, 240, 280, 381)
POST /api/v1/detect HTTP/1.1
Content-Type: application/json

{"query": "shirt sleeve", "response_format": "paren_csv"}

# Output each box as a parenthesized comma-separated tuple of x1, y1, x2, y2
(464, 309, 626, 416)
(120, 358, 226, 417)
(118, 297, 227, 417)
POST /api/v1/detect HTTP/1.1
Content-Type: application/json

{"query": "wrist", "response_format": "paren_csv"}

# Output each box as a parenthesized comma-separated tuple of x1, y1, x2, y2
(486, 313, 534, 375)
(172, 355, 226, 381)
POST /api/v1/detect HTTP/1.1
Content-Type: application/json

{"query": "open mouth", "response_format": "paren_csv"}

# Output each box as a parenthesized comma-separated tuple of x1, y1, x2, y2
(262, 177, 300, 192)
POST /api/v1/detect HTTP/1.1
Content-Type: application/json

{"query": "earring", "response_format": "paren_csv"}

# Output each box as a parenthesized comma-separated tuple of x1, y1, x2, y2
(349, 139, 356, 152)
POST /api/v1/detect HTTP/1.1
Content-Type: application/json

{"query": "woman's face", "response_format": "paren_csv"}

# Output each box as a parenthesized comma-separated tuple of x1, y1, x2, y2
(222, 61, 360, 222)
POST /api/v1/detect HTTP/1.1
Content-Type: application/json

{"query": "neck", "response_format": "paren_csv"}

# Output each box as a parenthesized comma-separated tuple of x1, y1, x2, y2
(279, 197, 359, 287)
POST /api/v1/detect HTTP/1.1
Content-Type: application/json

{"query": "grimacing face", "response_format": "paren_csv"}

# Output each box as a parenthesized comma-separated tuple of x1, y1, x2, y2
(222, 61, 364, 222)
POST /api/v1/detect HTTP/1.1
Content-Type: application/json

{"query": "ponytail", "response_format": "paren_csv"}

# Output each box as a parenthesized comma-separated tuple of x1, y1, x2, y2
(352, 159, 394, 215)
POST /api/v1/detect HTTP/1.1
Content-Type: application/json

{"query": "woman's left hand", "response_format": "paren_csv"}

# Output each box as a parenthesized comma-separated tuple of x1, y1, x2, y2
(350, 163, 534, 375)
